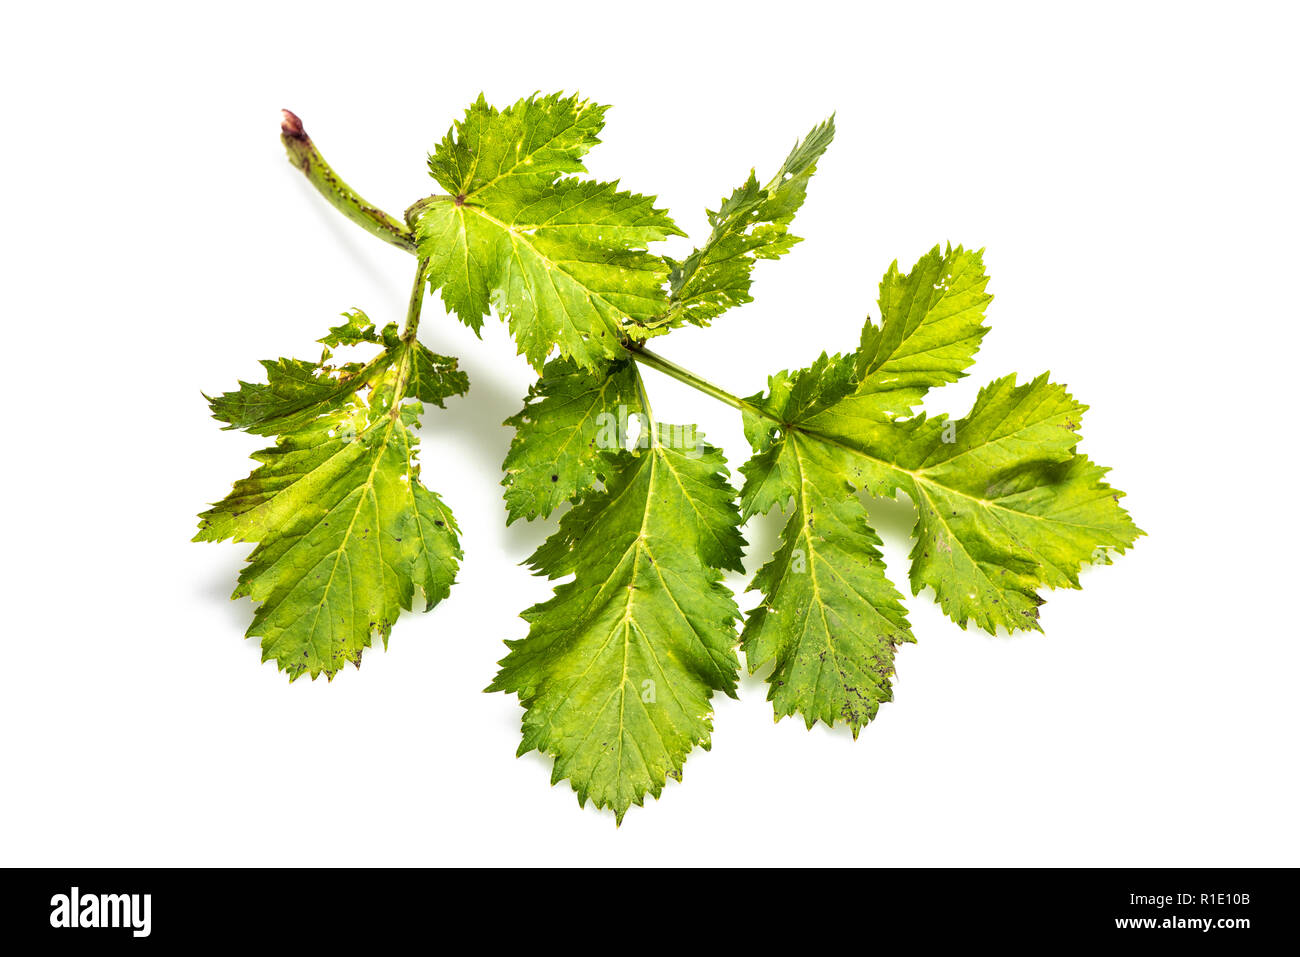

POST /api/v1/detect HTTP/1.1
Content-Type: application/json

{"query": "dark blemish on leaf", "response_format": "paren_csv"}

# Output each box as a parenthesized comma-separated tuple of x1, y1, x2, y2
(551, 474, 559, 482)
(435, 520, 445, 527)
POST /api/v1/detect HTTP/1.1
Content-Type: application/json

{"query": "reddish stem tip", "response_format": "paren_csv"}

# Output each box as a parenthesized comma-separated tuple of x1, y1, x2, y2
(280, 109, 308, 141)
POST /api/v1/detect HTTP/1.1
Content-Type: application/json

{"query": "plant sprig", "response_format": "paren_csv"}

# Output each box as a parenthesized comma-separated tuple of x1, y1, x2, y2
(197, 93, 1141, 823)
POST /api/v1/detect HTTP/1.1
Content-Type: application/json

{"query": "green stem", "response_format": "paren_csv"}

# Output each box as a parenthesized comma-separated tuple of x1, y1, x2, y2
(385, 259, 431, 413)
(280, 110, 417, 253)
(403, 259, 429, 342)
(625, 343, 782, 425)
(404, 194, 452, 227)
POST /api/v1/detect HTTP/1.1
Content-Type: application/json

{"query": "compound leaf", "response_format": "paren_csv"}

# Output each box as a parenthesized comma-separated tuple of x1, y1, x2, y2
(196, 317, 467, 679)
(735, 248, 1141, 736)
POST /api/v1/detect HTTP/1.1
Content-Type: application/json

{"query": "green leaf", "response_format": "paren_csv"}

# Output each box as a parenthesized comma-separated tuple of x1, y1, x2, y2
(319, 309, 388, 347)
(406, 341, 469, 407)
(646, 117, 835, 331)
(427, 92, 608, 200)
(734, 248, 1141, 736)
(489, 425, 744, 823)
(414, 93, 682, 370)
(196, 324, 467, 680)
(500, 357, 643, 523)
(207, 309, 466, 435)
(205, 355, 378, 437)
(852, 244, 992, 420)
(739, 430, 912, 735)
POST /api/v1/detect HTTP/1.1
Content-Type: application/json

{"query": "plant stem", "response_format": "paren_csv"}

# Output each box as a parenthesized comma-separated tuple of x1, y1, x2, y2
(280, 111, 782, 425)
(403, 259, 429, 342)
(280, 110, 417, 253)
(626, 343, 782, 425)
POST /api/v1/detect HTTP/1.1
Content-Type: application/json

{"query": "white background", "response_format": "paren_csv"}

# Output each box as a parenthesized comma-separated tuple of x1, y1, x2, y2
(3, 1, 1297, 867)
